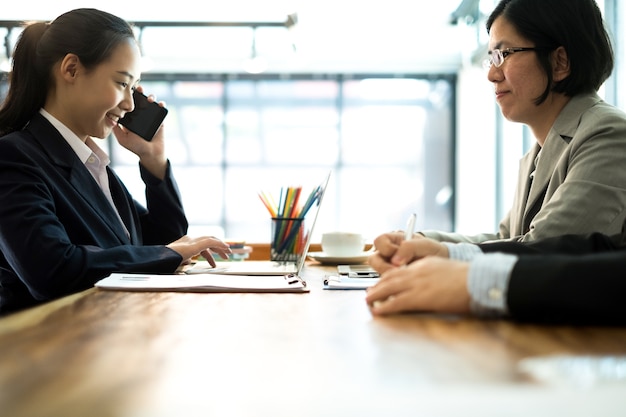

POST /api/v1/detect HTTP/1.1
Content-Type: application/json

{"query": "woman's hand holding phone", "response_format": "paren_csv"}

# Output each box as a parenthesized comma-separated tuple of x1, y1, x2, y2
(119, 90, 168, 141)
(113, 87, 169, 179)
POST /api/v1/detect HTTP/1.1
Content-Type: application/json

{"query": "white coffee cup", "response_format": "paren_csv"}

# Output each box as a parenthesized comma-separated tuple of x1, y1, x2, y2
(321, 232, 365, 257)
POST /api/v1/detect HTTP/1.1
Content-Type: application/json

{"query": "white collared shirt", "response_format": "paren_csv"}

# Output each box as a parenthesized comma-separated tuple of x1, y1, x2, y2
(39, 109, 129, 237)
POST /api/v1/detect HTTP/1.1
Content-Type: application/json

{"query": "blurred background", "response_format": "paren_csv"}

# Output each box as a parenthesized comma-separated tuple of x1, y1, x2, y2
(1, 0, 623, 243)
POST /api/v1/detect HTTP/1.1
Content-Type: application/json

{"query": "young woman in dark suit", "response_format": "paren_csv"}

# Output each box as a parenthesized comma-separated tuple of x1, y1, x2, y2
(0, 9, 230, 314)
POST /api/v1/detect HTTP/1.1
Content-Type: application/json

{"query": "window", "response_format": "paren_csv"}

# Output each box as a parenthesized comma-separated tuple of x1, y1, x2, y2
(111, 74, 456, 242)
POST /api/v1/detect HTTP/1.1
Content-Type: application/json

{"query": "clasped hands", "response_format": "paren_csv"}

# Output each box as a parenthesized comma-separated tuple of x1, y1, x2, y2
(366, 233, 471, 316)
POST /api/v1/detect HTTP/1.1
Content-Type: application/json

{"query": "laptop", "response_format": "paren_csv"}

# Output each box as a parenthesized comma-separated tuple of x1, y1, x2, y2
(185, 171, 331, 276)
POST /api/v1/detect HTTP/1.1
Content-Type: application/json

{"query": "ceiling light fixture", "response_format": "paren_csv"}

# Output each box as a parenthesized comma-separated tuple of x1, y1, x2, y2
(0, 16, 298, 74)
(137, 26, 154, 73)
(243, 27, 268, 74)
(285, 13, 298, 52)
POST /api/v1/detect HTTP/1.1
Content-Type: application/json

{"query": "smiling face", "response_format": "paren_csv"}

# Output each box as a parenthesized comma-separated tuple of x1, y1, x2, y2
(487, 16, 551, 129)
(486, 14, 573, 144)
(58, 38, 141, 141)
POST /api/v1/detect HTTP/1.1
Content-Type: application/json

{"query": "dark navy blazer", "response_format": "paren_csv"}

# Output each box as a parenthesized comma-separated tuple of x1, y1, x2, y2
(479, 231, 626, 325)
(0, 114, 187, 313)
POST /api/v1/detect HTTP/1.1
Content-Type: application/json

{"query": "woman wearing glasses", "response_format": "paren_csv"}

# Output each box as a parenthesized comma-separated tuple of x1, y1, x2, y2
(417, 0, 626, 244)
(366, 0, 626, 324)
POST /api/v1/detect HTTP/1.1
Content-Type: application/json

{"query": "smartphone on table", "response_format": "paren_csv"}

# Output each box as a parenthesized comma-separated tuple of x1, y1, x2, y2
(118, 90, 168, 141)
(337, 265, 380, 278)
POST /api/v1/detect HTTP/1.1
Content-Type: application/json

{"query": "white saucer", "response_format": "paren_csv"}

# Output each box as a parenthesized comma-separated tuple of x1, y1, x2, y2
(307, 251, 370, 265)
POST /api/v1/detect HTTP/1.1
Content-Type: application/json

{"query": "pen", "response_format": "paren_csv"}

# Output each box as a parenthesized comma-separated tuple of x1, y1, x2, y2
(404, 213, 417, 241)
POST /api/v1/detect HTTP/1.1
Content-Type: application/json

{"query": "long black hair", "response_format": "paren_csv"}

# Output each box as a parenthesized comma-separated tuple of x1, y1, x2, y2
(487, 0, 613, 105)
(0, 8, 136, 136)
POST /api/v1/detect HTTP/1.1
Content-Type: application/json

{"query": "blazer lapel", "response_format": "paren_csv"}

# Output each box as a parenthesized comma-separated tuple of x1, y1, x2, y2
(107, 167, 141, 244)
(27, 114, 131, 244)
(511, 144, 540, 235)
(521, 93, 602, 231)
(523, 135, 568, 222)
(66, 165, 131, 243)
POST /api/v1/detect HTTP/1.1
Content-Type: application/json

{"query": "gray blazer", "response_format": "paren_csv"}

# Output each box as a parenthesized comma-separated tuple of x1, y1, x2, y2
(423, 92, 626, 243)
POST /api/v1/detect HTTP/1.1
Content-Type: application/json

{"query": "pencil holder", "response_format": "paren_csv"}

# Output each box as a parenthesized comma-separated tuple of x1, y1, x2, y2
(271, 217, 306, 263)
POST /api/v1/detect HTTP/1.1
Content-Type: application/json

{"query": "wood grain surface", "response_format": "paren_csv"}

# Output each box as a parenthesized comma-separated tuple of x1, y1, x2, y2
(1, 264, 625, 417)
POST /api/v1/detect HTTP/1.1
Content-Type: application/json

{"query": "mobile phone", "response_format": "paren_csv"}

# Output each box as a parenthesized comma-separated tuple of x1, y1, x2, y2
(118, 90, 168, 141)
(337, 265, 380, 278)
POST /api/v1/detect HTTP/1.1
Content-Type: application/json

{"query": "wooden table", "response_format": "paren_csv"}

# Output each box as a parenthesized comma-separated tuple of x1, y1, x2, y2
(1, 263, 625, 417)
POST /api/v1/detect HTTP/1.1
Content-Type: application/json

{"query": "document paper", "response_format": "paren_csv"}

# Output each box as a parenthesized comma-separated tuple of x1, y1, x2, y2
(95, 273, 309, 293)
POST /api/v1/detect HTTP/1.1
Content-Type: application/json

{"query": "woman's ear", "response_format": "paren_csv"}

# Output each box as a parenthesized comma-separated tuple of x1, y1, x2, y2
(552, 46, 570, 82)
(59, 53, 80, 82)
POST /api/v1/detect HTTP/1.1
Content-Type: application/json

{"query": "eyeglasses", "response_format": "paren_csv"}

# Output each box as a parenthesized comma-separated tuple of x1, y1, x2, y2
(483, 47, 541, 69)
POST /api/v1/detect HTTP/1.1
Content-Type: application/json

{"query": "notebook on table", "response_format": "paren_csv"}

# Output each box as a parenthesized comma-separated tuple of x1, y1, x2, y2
(184, 170, 331, 277)
(95, 271, 309, 293)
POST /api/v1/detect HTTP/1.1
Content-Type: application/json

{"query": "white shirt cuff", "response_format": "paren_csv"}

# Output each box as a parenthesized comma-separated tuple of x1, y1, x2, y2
(444, 242, 483, 261)
(467, 253, 518, 317)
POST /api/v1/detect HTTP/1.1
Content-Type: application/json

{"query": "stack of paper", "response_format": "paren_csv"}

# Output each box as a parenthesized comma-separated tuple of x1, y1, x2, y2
(95, 273, 309, 293)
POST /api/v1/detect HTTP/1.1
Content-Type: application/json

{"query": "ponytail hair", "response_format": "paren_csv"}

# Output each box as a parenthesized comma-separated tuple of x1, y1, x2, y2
(0, 9, 136, 136)
(0, 23, 49, 136)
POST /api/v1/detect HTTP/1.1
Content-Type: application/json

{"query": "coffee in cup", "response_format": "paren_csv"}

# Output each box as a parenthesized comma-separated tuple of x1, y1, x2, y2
(321, 232, 365, 257)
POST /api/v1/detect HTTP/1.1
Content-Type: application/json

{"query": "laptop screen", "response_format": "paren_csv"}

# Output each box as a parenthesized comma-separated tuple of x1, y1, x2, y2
(186, 170, 331, 276)
(292, 170, 331, 274)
